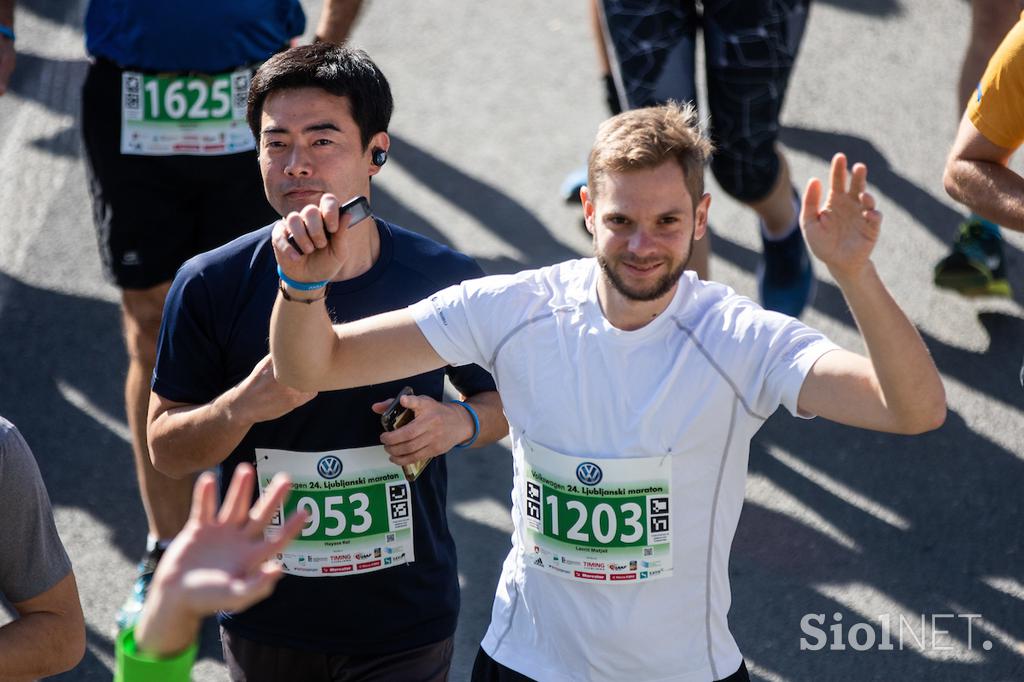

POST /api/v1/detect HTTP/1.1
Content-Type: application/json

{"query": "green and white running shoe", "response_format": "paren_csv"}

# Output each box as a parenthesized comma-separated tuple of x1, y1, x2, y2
(934, 217, 1012, 297)
(115, 546, 164, 631)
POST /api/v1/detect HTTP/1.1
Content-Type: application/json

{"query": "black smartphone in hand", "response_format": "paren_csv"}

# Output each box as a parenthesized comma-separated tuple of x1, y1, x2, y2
(380, 387, 429, 482)
(286, 195, 372, 253)
(381, 386, 415, 432)
(336, 195, 372, 232)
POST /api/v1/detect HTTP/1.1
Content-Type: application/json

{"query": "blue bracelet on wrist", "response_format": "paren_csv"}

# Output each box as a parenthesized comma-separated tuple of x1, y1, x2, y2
(277, 264, 329, 291)
(451, 400, 480, 449)
(0, 24, 14, 41)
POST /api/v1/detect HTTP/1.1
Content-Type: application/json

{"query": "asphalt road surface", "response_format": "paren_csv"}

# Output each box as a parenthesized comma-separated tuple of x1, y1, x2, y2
(1, 1, 1022, 680)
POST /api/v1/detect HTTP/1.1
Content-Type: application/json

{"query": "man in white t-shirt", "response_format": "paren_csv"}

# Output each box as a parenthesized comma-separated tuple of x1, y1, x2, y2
(265, 103, 946, 682)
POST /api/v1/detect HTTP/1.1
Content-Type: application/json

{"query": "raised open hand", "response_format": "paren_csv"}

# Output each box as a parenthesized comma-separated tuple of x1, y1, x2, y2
(801, 153, 883, 280)
(150, 464, 305, 618)
(133, 464, 307, 656)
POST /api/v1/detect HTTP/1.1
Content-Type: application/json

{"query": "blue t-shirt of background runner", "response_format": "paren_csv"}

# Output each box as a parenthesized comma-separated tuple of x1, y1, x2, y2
(153, 219, 497, 653)
(85, 0, 306, 73)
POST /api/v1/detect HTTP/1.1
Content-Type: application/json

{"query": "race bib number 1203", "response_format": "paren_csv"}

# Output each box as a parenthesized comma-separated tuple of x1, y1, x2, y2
(520, 438, 673, 585)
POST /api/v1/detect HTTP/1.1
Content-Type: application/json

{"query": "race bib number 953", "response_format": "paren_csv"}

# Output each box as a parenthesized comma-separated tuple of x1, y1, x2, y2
(256, 446, 414, 578)
(288, 485, 397, 541)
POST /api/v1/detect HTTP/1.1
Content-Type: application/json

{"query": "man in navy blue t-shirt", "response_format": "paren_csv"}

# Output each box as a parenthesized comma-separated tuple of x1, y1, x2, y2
(148, 43, 507, 681)
(1, 0, 366, 631)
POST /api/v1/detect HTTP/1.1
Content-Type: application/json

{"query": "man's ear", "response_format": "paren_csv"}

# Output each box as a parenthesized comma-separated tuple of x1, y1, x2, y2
(368, 131, 391, 177)
(694, 192, 711, 240)
(581, 186, 596, 236)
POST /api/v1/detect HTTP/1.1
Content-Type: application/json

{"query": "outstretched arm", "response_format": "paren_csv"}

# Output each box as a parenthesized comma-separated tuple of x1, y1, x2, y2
(268, 193, 448, 391)
(796, 154, 946, 434)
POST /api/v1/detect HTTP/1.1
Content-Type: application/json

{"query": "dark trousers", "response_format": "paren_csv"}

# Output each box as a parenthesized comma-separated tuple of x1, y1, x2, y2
(471, 646, 751, 682)
(221, 627, 453, 682)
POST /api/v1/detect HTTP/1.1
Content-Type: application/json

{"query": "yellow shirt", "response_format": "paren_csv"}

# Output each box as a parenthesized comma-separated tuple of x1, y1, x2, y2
(969, 11, 1024, 150)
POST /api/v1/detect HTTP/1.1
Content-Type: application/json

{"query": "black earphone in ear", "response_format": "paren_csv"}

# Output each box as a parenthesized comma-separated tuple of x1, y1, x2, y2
(372, 148, 388, 166)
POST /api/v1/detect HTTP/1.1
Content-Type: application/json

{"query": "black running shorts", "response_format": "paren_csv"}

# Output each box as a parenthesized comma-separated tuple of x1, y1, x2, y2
(221, 627, 454, 682)
(599, 0, 810, 202)
(81, 58, 278, 290)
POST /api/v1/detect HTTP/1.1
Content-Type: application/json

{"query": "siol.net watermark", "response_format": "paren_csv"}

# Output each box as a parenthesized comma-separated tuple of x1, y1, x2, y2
(800, 612, 992, 652)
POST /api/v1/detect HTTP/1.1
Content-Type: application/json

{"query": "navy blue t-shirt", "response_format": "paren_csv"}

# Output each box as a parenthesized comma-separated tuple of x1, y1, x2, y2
(153, 219, 496, 653)
(85, 0, 305, 72)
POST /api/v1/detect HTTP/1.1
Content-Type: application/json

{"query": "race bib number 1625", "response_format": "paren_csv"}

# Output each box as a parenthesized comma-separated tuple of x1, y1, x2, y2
(121, 69, 256, 155)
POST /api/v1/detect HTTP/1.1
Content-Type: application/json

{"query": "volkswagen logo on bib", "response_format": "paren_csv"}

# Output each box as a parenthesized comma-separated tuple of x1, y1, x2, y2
(576, 462, 603, 486)
(317, 455, 343, 480)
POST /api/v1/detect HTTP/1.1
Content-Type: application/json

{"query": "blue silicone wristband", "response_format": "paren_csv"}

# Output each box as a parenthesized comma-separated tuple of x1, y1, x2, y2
(0, 25, 13, 41)
(451, 400, 480, 449)
(277, 264, 329, 291)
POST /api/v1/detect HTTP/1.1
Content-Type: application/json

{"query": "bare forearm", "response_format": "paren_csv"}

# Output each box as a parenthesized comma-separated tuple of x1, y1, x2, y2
(835, 264, 945, 433)
(0, 574, 85, 680)
(0, 1, 13, 26)
(944, 158, 1024, 231)
(270, 294, 339, 390)
(149, 392, 254, 478)
(316, 0, 363, 43)
(464, 391, 508, 448)
(272, 297, 447, 391)
(0, 616, 79, 679)
(134, 585, 200, 658)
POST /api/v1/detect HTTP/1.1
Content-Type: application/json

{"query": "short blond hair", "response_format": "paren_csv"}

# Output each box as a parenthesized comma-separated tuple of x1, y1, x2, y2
(587, 102, 713, 206)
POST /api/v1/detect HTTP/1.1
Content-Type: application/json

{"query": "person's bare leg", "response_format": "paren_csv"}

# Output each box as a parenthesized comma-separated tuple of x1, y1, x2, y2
(747, 148, 813, 317)
(592, 0, 613, 79)
(747, 149, 796, 237)
(958, 0, 1021, 114)
(121, 283, 194, 541)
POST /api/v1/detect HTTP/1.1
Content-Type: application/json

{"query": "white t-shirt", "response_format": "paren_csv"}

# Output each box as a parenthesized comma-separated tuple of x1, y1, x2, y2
(410, 258, 839, 682)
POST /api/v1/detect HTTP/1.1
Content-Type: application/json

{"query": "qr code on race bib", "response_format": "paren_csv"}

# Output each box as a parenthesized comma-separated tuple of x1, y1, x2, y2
(649, 496, 670, 532)
(123, 75, 141, 111)
(232, 73, 250, 110)
(390, 501, 409, 519)
(526, 481, 541, 521)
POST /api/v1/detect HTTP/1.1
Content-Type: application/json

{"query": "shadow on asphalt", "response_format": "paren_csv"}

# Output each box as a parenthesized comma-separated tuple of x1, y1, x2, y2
(780, 124, 1024, 302)
(815, 0, 903, 17)
(713, 230, 1024, 410)
(18, 0, 83, 27)
(0, 271, 229, 677)
(731, 404, 1024, 680)
(6, 51, 87, 160)
(383, 134, 579, 273)
(0, 273, 138, 556)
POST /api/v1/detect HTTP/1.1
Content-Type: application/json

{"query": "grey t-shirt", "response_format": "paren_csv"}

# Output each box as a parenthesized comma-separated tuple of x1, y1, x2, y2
(0, 417, 72, 603)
